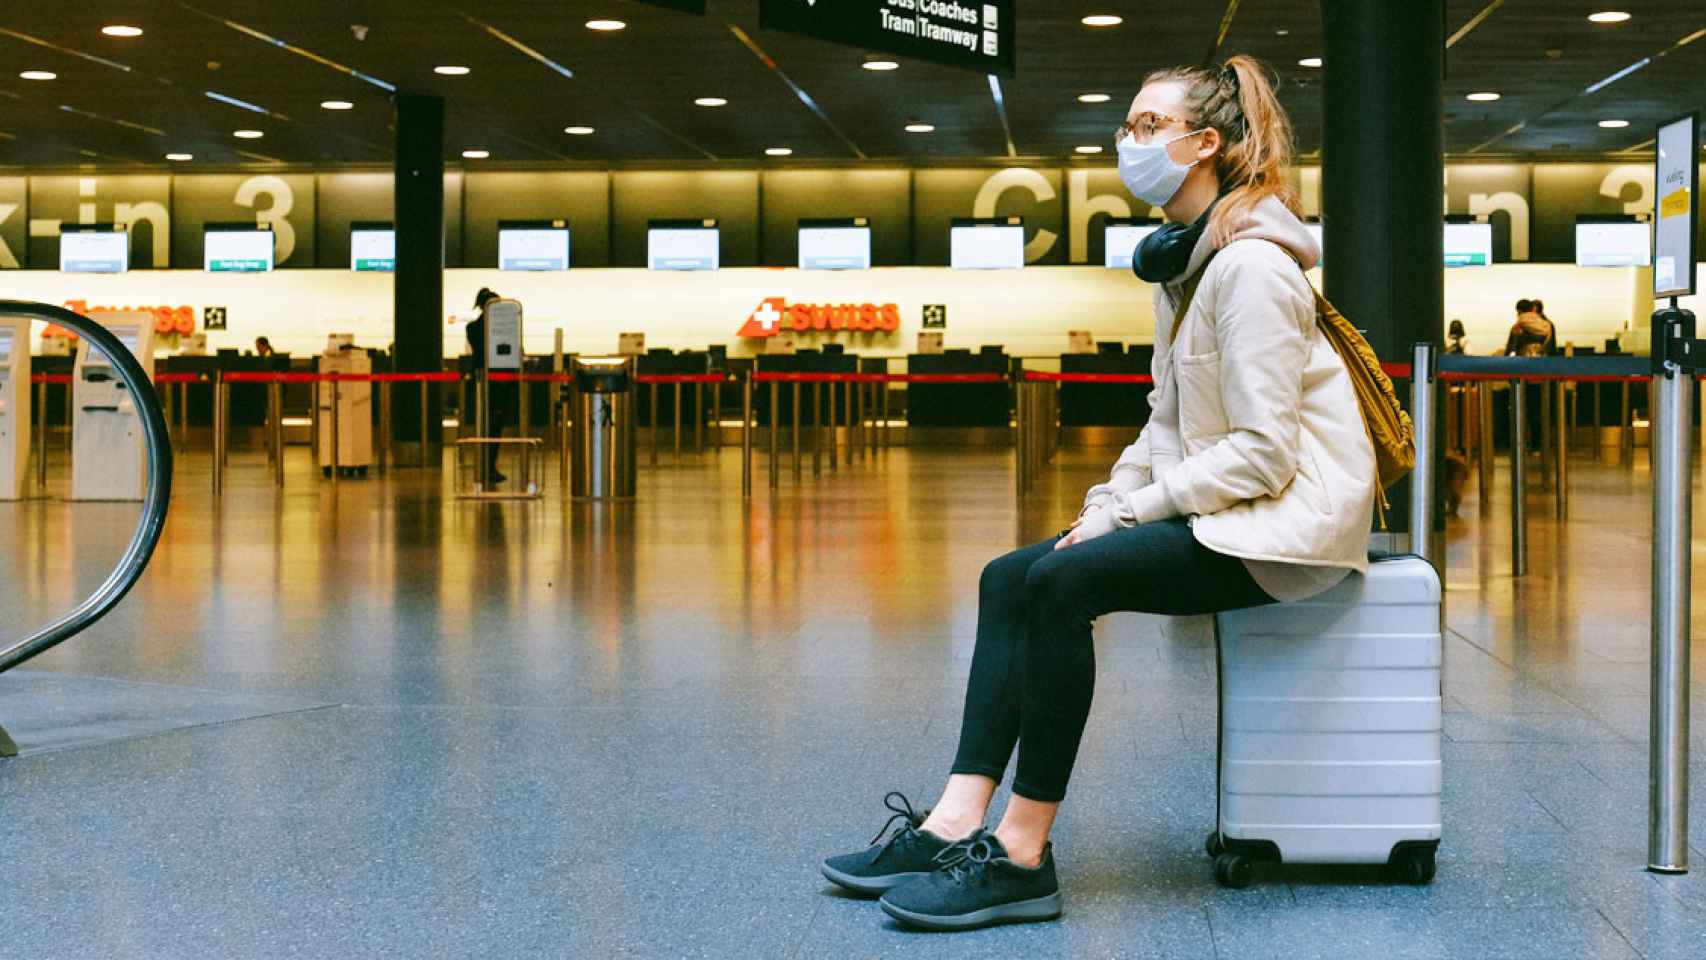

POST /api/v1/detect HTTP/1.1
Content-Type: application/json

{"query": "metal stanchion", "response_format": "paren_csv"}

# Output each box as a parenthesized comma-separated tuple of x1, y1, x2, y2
(1015, 379, 1029, 496)
(694, 381, 703, 453)
(272, 380, 285, 487)
(880, 377, 891, 449)
(34, 381, 47, 492)
(792, 381, 802, 481)
(1510, 378, 1527, 577)
(1649, 305, 1695, 875)
(844, 378, 854, 467)
(812, 382, 823, 477)
(829, 381, 838, 471)
(712, 380, 723, 451)
(1621, 381, 1634, 466)
(742, 374, 753, 498)
(1410, 345, 1439, 567)
(418, 379, 430, 471)
(379, 380, 391, 474)
(1538, 376, 1553, 491)
(650, 382, 660, 467)
(1478, 381, 1494, 518)
(769, 380, 780, 491)
(212, 373, 225, 495)
(1554, 380, 1568, 520)
(330, 378, 341, 488)
(672, 382, 682, 462)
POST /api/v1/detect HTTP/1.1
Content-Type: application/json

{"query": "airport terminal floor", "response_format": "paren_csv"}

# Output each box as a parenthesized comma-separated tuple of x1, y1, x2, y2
(1, 443, 1703, 958)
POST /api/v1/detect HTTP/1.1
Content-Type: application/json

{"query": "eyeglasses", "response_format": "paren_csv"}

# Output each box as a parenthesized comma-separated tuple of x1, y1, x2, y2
(1115, 111, 1195, 145)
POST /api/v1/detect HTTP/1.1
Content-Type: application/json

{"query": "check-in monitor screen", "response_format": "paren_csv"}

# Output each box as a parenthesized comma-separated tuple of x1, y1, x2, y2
(1575, 221, 1651, 267)
(1443, 223, 1492, 267)
(648, 228, 720, 271)
(799, 226, 871, 270)
(950, 225, 1025, 270)
(205, 229, 275, 272)
(351, 228, 396, 272)
(499, 227, 570, 271)
(1103, 224, 1162, 270)
(60, 230, 129, 273)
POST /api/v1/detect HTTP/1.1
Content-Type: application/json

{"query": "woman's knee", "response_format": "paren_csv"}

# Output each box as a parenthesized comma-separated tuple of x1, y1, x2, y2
(1022, 553, 1078, 615)
(979, 548, 1035, 600)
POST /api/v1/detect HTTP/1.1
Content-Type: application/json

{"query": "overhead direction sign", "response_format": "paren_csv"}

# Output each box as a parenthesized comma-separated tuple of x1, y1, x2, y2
(1653, 112, 1699, 299)
(760, 0, 1015, 77)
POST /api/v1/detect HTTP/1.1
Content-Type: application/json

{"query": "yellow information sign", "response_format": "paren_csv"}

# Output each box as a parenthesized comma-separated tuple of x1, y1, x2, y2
(1659, 187, 1691, 220)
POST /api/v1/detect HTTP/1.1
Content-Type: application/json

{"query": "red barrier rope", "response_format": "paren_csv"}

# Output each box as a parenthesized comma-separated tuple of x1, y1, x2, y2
(28, 374, 72, 384)
(632, 373, 731, 385)
(220, 371, 463, 384)
(750, 371, 1005, 384)
(1023, 371, 1155, 384)
(154, 373, 207, 384)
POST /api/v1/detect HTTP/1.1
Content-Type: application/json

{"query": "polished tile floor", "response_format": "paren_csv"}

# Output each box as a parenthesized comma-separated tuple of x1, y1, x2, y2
(1, 439, 1704, 959)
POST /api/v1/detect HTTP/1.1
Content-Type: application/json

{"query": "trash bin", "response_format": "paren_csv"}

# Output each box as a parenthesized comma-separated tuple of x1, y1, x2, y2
(571, 357, 636, 499)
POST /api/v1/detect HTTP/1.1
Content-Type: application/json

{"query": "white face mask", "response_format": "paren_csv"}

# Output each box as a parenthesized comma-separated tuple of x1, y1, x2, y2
(1116, 129, 1206, 207)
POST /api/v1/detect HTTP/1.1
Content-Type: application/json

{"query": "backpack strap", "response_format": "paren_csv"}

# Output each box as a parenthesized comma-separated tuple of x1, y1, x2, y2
(1167, 251, 1218, 346)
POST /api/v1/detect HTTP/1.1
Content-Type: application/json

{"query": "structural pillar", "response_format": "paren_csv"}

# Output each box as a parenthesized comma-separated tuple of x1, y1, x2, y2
(394, 93, 445, 467)
(1322, 0, 1445, 548)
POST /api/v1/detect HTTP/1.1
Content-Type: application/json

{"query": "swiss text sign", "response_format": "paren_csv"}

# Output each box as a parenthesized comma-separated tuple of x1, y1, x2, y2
(760, 0, 1015, 77)
(1654, 113, 1699, 298)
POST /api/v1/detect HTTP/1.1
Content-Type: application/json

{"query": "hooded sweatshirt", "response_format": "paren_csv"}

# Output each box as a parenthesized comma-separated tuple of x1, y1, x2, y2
(1080, 195, 1377, 601)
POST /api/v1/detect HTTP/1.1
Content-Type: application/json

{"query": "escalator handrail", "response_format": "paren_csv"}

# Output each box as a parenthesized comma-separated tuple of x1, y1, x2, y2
(0, 300, 173, 675)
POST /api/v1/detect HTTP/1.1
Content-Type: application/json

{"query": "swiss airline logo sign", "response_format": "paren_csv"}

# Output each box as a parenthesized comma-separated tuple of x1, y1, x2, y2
(737, 296, 901, 338)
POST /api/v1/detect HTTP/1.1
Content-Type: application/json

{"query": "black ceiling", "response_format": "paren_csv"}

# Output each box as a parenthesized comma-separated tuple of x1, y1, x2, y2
(0, 1, 1701, 169)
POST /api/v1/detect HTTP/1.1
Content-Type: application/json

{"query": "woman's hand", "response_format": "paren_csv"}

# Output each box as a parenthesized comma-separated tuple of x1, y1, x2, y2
(1055, 507, 1120, 550)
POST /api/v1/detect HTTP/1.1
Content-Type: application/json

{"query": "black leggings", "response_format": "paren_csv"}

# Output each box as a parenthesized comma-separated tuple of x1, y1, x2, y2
(950, 517, 1275, 802)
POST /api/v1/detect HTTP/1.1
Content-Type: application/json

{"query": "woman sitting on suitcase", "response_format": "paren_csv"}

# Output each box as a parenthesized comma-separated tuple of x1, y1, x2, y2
(821, 55, 1377, 931)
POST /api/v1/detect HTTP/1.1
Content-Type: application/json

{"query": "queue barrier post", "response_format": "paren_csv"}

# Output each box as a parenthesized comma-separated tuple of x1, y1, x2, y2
(1509, 378, 1527, 577)
(1409, 344, 1440, 568)
(1477, 382, 1495, 518)
(769, 381, 780, 491)
(713, 379, 724, 451)
(330, 378, 342, 488)
(672, 382, 682, 463)
(650, 382, 660, 467)
(792, 382, 802, 481)
(272, 379, 285, 487)
(812, 382, 822, 478)
(379, 379, 392, 475)
(34, 381, 47, 493)
(742, 373, 753, 499)
(212, 372, 225, 496)
(1555, 380, 1569, 519)
(1649, 304, 1697, 875)
(1621, 381, 1634, 466)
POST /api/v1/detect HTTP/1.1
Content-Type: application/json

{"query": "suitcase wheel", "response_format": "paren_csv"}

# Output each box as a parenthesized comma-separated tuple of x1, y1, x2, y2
(1205, 832, 1226, 859)
(1212, 853, 1254, 889)
(1386, 846, 1437, 885)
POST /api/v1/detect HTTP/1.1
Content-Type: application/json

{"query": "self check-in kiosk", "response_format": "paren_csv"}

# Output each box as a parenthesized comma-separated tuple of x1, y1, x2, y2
(71, 311, 154, 501)
(318, 334, 373, 476)
(0, 317, 31, 500)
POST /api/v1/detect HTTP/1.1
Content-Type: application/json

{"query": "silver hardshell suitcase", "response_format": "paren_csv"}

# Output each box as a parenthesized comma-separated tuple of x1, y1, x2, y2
(1208, 554, 1443, 887)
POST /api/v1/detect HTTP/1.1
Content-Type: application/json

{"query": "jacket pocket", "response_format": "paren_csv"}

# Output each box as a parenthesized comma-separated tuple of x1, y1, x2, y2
(1173, 349, 1229, 441)
(1299, 446, 1336, 516)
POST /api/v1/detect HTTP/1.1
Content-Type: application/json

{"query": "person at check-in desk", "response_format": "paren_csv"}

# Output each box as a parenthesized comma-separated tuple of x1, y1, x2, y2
(821, 55, 1377, 931)
(463, 287, 514, 483)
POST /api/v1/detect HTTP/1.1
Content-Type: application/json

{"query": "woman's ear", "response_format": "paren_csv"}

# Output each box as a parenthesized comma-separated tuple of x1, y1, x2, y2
(1195, 127, 1223, 163)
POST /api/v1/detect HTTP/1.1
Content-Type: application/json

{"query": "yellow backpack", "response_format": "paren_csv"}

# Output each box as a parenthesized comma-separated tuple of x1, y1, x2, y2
(1171, 254, 1415, 527)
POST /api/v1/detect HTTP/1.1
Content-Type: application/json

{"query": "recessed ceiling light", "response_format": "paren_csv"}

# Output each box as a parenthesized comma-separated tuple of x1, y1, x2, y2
(564, 126, 595, 135)
(1598, 119, 1630, 128)
(904, 122, 935, 133)
(320, 100, 354, 111)
(1078, 93, 1111, 103)
(1588, 11, 1631, 24)
(1466, 92, 1501, 102)
(1075, 145, 1104, 154)
(461, 149, 490, 159)
(765, 147, 793, 157)
(1298, 57, 1323, 68)
(19, 70, 56, 81)
(862, 59, 900, 71)
(102, 25, 143, 38)
(233, 129, 264, 139)
(586, 19, 627, 31)
(1081, 15, 1123, 27)
(694, 97, 728, 107)
(434, 65, 470, 76)
(1275, 29, 1291, 37)
(165, 153, 193, 162)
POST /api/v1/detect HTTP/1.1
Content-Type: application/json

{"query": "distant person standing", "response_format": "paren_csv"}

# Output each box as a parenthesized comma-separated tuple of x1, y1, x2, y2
(464, 288, 513, 483)
(1503, 299, 1553, 357)
(254, 336, 275, 357)
(1446, 320, 1467, 355)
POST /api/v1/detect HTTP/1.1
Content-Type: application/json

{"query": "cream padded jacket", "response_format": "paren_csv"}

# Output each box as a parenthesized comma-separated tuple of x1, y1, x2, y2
(1083, 197, 1377, 577)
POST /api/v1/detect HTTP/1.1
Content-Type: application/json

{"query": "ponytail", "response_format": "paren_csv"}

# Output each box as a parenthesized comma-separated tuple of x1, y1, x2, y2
(1144, 55, 1301, 247)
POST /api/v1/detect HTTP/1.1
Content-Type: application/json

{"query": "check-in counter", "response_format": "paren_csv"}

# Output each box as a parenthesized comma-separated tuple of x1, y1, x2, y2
(906, 348, 1009, 437)
(1060, 345, 1154, 445)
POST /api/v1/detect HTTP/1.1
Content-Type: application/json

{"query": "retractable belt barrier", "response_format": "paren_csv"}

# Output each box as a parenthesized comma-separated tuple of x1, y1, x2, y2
(0, 301, 173, 757)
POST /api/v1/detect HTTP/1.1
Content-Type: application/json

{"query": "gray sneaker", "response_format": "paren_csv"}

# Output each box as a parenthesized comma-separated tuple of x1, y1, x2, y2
(879, 830, 1063, 931)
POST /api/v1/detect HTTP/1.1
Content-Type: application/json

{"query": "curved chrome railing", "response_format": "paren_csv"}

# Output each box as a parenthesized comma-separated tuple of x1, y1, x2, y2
(0, 300, 173, 675)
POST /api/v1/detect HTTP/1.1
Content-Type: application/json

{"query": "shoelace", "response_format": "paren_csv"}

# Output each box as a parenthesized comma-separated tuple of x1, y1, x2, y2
(933, 836, 997, 884)
(867, 791, 926, 851)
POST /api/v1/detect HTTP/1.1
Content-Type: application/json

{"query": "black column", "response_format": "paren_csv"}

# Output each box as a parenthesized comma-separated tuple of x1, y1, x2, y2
(394, 92, 445, 465)
(1321, 0, 1444, 537)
